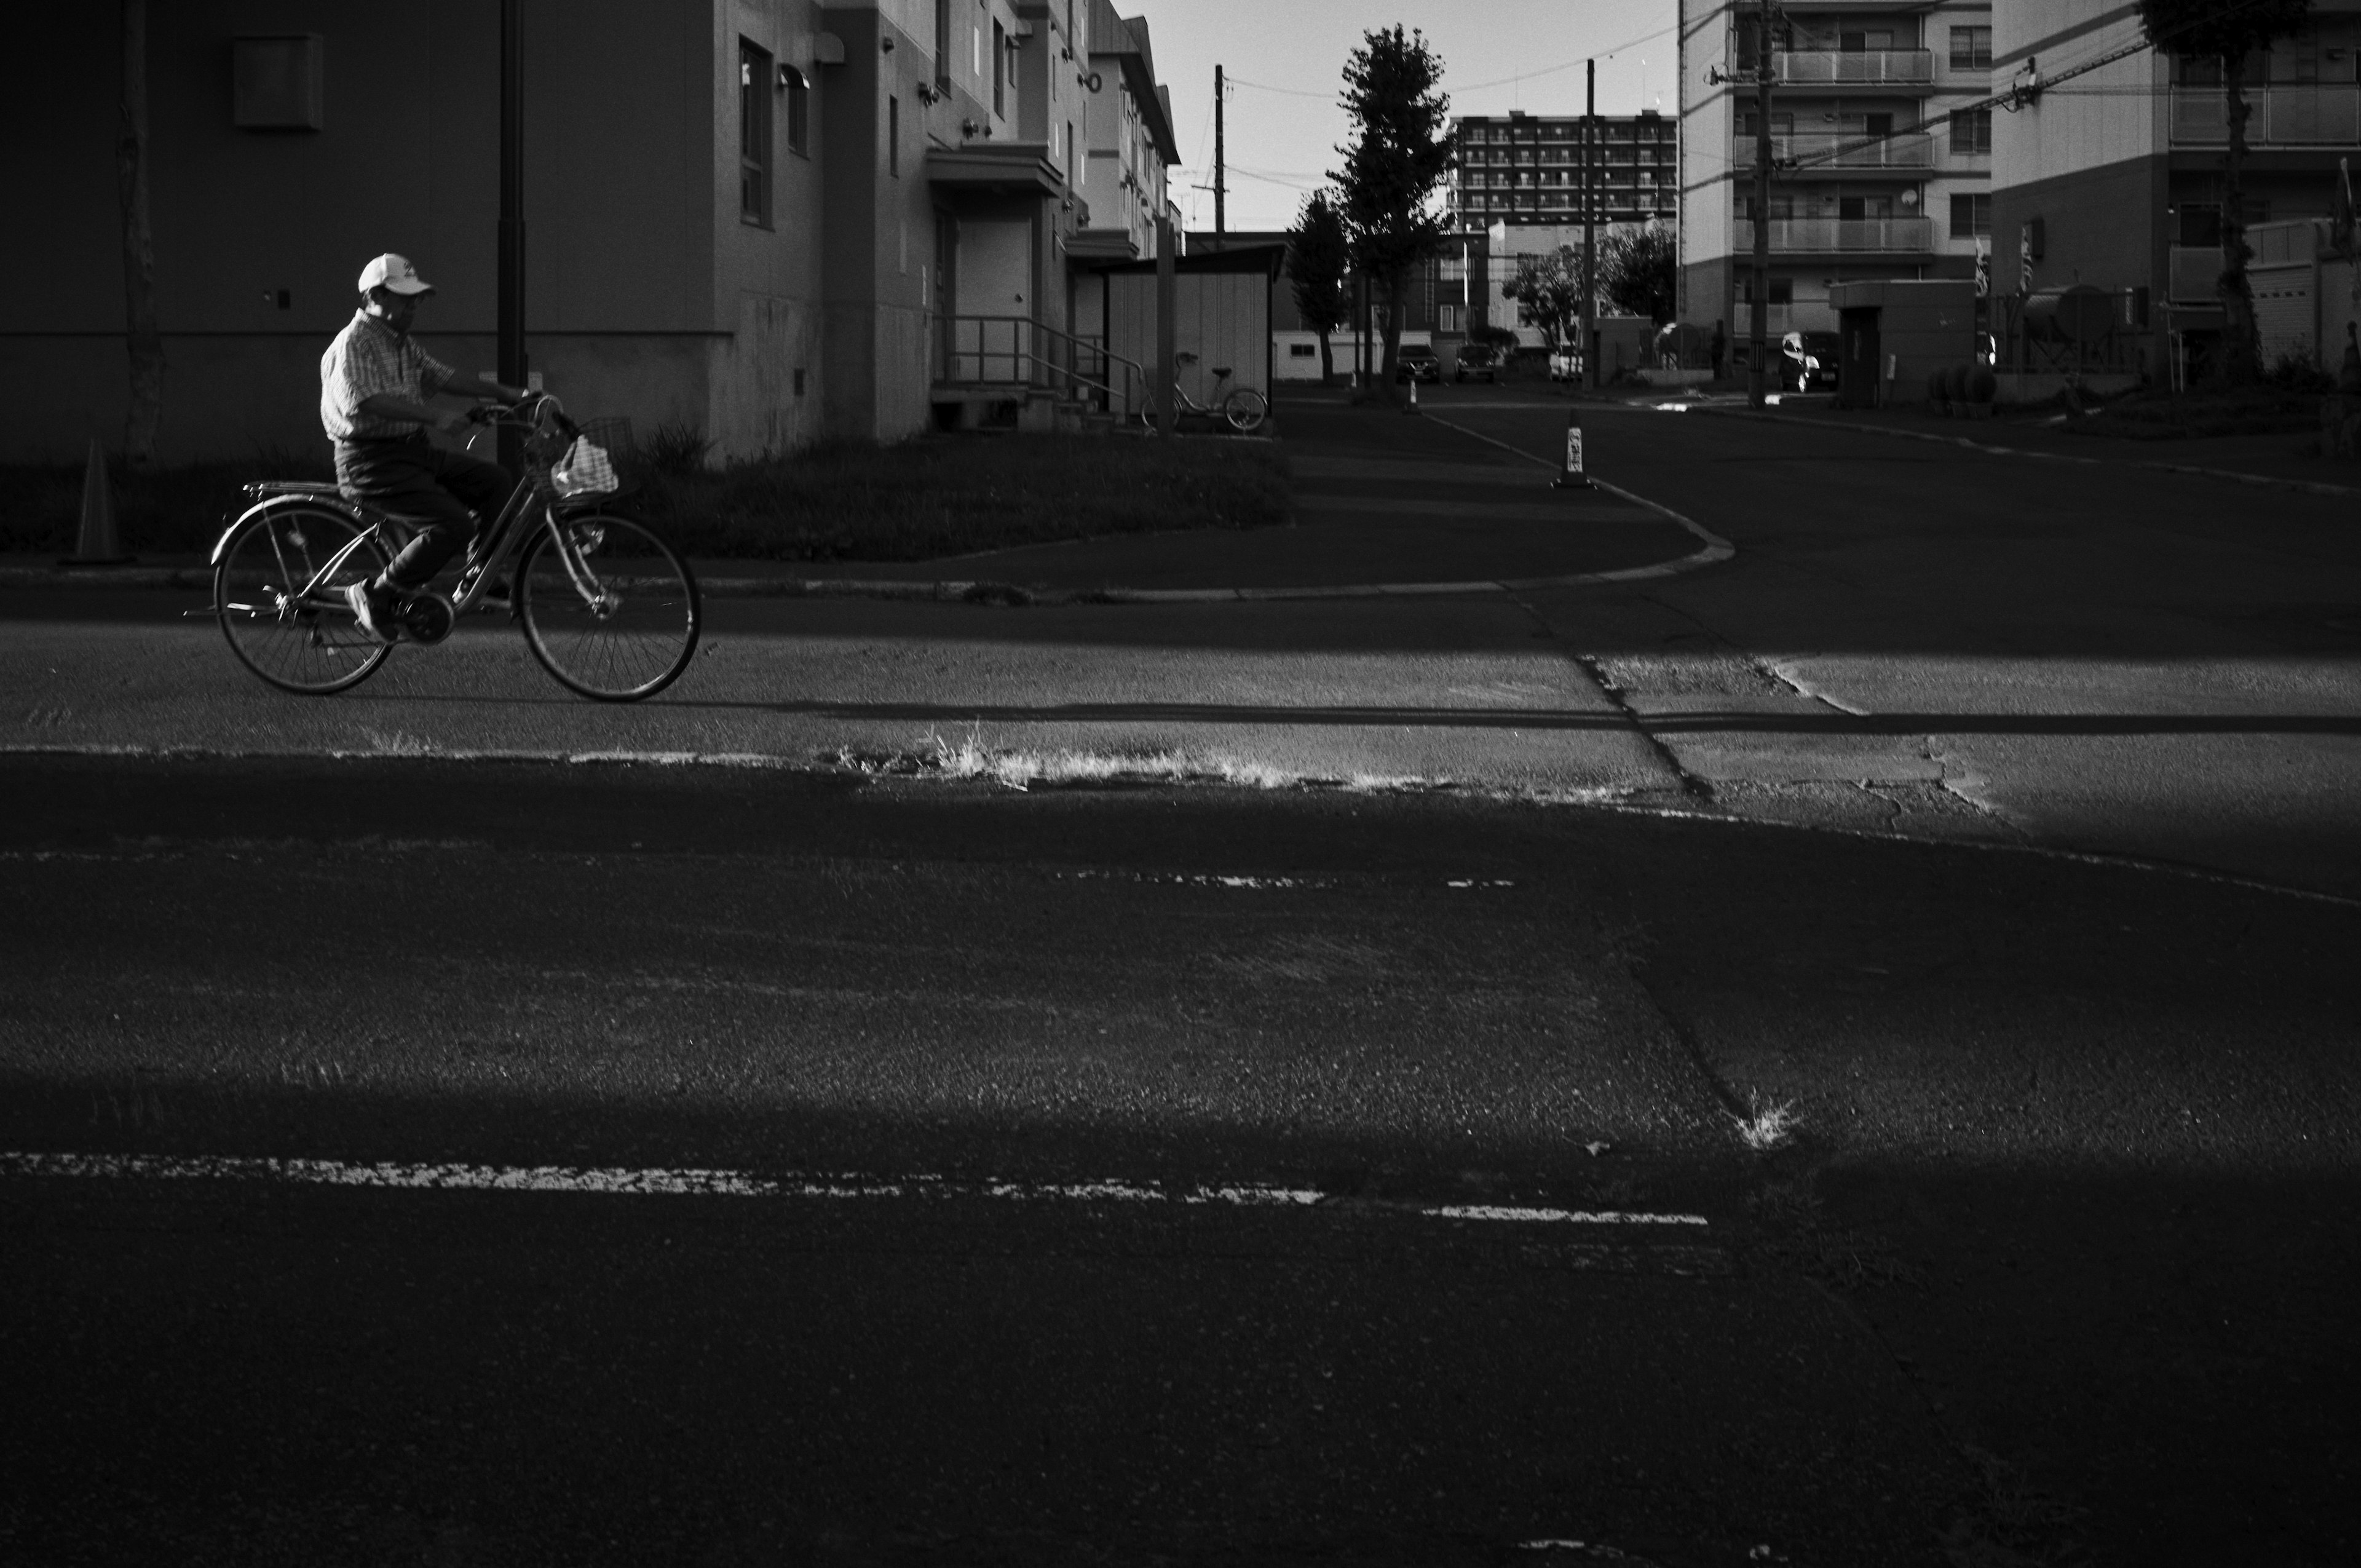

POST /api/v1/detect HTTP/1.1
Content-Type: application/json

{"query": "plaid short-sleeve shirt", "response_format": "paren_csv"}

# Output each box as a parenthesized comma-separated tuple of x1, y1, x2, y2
(319, 309, 455, 441)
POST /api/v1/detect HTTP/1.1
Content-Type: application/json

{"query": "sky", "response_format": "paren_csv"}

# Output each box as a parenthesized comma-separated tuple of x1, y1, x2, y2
(1129, 0, 1677, 234)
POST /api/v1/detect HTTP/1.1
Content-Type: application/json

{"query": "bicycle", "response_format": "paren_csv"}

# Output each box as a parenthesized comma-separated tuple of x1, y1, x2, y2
(211, 393, 700, 702)
(1139, 352, 1269, 434)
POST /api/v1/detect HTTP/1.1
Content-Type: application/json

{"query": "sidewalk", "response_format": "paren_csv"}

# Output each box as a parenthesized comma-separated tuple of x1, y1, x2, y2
(0, 401, 1717, 603)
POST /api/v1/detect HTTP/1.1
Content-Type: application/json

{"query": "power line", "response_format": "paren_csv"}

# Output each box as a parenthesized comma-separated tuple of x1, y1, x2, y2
(1225, 25, 1680, 107)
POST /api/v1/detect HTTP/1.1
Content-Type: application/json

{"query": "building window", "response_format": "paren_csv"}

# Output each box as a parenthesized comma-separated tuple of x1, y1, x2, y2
(1288, 342, 1317, 358)
(740, 39, 773, 227)
(1950, 26, 1992, 69)
(1735, 275, 1793, 305)
(1950, 107, 1991, 154)
(935, 0, 952, 89)
(992, 20, 1006, 116)
(889, 93, 901, 176)
(785, 65, 810, 156)
(1950, 192, 1992, 237)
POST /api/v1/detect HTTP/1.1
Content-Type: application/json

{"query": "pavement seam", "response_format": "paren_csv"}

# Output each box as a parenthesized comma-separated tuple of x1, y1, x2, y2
(1688, 403, 2361, 497)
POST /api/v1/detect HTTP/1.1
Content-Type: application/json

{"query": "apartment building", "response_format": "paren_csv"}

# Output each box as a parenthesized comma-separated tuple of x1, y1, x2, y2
(3, 0, 1177, 464)
(1991, 0, 2361, 379)
(1677, 1, 1995, 342)
(1449, 109, 1680, 228)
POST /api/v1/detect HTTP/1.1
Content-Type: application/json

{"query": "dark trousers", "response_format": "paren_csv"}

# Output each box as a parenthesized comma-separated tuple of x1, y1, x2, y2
(334, 436, 513, 592)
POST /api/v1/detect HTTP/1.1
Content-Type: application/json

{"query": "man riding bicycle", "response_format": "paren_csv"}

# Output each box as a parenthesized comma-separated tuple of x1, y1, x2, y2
(321, 253, 528, 641)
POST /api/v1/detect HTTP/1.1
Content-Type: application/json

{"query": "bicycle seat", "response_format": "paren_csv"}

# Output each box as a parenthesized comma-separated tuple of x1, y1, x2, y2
(1211, 366, 1233, 379)
(1175, 350, 1199, 365)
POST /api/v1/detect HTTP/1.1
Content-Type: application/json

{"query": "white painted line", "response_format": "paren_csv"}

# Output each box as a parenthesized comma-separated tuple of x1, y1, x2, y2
(1428, 1205, 1707, 1227)
(1417, 411, 1738, 582)
(0, 1151, 1708, 1225)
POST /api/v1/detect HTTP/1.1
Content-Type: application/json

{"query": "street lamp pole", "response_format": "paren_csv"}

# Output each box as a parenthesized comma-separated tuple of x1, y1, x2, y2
(1583, 58, 1597, 392)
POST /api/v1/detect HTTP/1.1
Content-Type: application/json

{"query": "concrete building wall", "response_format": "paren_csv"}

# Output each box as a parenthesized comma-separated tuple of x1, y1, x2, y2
(0, 1, 803, 464)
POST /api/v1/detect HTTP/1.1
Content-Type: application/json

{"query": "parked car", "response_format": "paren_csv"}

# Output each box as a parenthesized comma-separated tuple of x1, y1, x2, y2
(1454, 343, 1503, 383)
(1548, 347, 1583, 382)
(1394, 344, 1441, 383)
(1780, 330, 1841, 393)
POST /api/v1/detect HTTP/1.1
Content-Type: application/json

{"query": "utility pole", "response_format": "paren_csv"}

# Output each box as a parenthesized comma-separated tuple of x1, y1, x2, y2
(1582, 58, 1597, 392)
(498, 0, 526, 395)
(1749, 0, 1774, 409)
(1214, 65, 1226, 242)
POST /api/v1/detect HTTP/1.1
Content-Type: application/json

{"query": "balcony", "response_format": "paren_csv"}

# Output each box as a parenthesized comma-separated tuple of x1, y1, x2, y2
(1776, 49, 1934, 85)
(1734, 216, 1935, 252)
(1732, 131, 1933, 169)
(2170, 85, 2361, 145)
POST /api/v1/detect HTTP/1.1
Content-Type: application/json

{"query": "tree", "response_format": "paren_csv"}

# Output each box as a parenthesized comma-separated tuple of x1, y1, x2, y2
(1287, 191, 1351, 386)
(2135, 0, 2311, 386)
(1499, 247, 1584, 349)
(118, 0, 162, 464)
(1332, 26, 1454, 404)
(1599, 223, 1679, 325)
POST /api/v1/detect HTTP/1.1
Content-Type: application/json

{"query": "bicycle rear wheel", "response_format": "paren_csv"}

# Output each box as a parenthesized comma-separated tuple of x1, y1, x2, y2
(213, 506, 394, 695)
(516, 510, 700, 702)
(1223, 388, 1269, 433)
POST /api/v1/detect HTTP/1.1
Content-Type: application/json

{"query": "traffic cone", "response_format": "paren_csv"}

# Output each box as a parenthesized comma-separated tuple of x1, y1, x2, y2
(63, 438, 133, 565)
(1552, 408, 1590, 489)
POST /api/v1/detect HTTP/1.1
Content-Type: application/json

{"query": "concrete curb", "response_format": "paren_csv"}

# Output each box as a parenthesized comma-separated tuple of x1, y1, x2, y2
(1688, 403, 2361, 499)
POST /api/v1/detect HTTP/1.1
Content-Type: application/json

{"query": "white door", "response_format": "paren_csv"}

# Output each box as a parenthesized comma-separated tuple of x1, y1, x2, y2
(952, 219, 1032, 383)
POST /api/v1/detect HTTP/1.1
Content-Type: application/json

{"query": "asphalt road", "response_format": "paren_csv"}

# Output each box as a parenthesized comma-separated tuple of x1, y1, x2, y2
(4, 395, 2358, 1566)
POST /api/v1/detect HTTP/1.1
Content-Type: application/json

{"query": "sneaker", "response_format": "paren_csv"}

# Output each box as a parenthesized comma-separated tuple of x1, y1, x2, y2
(344, 580, 399, 643)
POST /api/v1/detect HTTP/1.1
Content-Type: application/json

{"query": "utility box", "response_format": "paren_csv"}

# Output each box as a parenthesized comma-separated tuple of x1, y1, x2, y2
(1826, 279, 1977, 406)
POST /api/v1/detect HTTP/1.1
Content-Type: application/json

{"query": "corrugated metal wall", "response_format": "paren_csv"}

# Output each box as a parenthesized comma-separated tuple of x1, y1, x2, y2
(1105, 271, 1268, 417)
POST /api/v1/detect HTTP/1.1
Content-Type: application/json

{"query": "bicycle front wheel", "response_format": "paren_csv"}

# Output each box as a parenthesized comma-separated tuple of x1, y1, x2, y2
(1223, 388, 1269, 433)
(517, 511, 700, 702)
(214, 506, 394, 695)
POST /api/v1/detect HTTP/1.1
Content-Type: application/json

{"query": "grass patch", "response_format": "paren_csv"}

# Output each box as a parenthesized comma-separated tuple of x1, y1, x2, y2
(0, 432, 1291, 561)
(2047, 386, 2320, 441)
(630, 433, 1289, 561)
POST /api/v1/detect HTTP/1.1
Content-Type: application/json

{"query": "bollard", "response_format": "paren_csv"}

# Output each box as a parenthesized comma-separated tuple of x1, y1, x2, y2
(63, 438, 133, 566)
(1405, 374, 1422, 415)
(1552, 408, 1590, 489)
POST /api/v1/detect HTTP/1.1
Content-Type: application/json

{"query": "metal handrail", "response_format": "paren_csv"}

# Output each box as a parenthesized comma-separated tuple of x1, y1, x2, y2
(935, 314, 1150, 414)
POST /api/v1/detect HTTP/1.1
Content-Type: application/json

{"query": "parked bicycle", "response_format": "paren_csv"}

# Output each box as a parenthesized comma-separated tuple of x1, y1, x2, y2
(1139, 352, 1269, 434)
(212, 393, 700, 702)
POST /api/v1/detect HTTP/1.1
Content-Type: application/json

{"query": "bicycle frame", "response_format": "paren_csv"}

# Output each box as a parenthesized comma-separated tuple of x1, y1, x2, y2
(215, 395, 613, 624)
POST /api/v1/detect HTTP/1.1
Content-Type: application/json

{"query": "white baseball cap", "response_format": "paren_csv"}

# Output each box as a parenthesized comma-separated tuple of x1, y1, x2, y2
(357, 253, 435, 296)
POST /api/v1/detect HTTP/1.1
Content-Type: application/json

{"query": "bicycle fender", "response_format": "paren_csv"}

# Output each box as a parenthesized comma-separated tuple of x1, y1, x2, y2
(210, 495, 364, 566)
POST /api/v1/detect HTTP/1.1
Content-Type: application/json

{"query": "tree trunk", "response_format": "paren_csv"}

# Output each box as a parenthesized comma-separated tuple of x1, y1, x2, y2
(2217, 49, 2260, 387)
(1317, 323, 1334, 386)
(118, 0, 162, 463)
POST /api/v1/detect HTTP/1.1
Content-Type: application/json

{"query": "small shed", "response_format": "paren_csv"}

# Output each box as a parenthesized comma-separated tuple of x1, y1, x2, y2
(1827, 279, 1977, 407)
(1098, 245, 1285, 419)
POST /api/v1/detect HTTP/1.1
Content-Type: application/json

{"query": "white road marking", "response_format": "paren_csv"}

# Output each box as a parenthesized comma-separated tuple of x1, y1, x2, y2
(1430, 1205, 1707, 1227)
(0, 1151, 1707, 1225)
